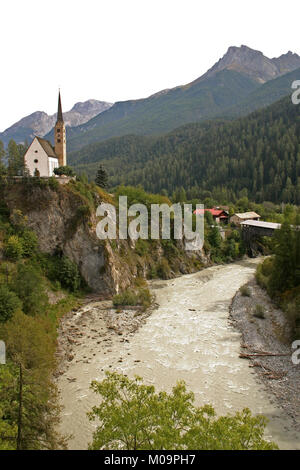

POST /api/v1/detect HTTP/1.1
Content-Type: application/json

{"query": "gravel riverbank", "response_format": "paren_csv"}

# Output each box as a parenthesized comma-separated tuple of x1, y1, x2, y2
(230, 279, 300, 434)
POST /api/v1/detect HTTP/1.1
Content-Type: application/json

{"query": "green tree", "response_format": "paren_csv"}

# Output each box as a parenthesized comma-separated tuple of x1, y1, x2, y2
(269, 221, 295, 293)
(5, 235, 24, 261)
(0, 311, 67, 449)
(20, 230, 38, 257)
(0, 140, 6, 176)
(0, 366, 18, 449)
(0, 286, 22, 323)
(58, 256, 81, 292)
(208, 225, 222, 249)
(54, 165, 75, 177)
(7, 139, 23, 176)
(88, 372, 277, 450)
(95, 164, 108, 189)
(11, 264, 48, 316)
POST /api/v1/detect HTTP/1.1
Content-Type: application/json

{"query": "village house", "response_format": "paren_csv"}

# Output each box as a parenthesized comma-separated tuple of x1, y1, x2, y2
(193, 208, 229, 224)
(230, 211, 261, 226)
(24, 92, 67, 177)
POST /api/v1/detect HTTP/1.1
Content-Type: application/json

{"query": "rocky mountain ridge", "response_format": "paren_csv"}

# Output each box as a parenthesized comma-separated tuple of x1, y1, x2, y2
(198, 45, 300, 84)
(0, 99, 113, 146)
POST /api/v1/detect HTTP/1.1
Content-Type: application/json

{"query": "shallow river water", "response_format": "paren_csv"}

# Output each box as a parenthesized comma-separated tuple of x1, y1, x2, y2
(58, 259, 299, 450)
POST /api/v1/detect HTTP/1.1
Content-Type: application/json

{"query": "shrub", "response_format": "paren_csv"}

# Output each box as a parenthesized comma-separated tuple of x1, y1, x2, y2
(253, 304, 265, 319)
(240, 286, 251, 297)
(135, 239, 149, 257)
(11, 264, 48, 316)
(161, 240, 178, 259)
(0, 285, 22, 322)
(58, 256, 81, 292)
(156, 258, 171, 279)
(54, 166, 75, 177)
(5, 235, 23, 260)
(113, 287, 152, 310)
(20, 230, 38, 257)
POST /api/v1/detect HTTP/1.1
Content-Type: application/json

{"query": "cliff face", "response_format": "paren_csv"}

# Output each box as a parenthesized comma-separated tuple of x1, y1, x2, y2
(2, 182, 133, 294)
(2, 181, 206, 294)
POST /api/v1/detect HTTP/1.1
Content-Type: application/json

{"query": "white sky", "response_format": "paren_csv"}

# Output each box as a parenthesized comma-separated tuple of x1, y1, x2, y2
(1, 0, 299, 131)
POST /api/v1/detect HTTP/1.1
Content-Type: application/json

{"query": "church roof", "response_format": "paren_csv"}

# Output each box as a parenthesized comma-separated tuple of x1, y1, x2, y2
(36, 137, 58, 159)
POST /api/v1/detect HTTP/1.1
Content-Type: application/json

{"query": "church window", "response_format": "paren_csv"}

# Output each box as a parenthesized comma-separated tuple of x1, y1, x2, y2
(57, 139, 61, 143)
(34, 159, 38, 163)
(35, 150, 38, 153)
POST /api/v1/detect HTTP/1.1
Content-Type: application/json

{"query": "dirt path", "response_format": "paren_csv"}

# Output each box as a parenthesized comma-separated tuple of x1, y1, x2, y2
(57, 259, 299, 449)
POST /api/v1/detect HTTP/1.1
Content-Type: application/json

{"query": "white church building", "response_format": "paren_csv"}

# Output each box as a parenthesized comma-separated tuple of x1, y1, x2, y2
(24, 92, 67, 177)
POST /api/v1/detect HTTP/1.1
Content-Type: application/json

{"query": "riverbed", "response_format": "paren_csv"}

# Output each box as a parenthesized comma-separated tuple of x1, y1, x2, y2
(57, 258, 299, 450)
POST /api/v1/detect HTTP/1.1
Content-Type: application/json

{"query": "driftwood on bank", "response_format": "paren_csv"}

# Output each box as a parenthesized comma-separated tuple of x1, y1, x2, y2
(239, 351, 290, 358)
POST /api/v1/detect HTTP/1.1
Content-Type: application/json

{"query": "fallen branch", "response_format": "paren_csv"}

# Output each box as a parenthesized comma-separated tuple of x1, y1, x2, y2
(239, 352, 290, 358)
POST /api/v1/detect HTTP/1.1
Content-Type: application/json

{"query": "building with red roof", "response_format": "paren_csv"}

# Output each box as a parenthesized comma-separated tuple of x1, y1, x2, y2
(193, 208, 229, 224)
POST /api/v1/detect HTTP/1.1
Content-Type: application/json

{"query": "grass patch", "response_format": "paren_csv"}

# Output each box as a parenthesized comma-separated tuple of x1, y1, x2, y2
(253, 304, 265, 319)
(240, 285, 251, 297)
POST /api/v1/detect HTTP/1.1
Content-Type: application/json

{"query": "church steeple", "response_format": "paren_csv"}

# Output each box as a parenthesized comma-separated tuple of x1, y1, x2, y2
(57, 90, 63, 122)
(54, 90, 67, 167)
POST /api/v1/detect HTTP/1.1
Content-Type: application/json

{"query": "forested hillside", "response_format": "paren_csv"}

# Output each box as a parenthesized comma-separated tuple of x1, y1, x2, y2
(63, 66, 299, 154)
(71, 96, 300, 204)
(64, 69, 259, 152)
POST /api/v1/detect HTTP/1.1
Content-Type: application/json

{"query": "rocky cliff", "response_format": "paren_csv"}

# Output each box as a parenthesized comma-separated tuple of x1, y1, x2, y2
(1, 181, 206, 294)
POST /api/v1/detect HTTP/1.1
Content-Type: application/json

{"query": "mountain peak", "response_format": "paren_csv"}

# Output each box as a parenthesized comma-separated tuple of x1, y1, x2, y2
(199, 45, 300, 84)
(0, 99, 114, 146)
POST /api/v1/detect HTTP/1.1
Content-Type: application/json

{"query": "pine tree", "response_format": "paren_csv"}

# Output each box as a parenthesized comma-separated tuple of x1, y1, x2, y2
(95, 164, 108, 189)
(0, 140, 6, 175)
(7, 140, 23, 176)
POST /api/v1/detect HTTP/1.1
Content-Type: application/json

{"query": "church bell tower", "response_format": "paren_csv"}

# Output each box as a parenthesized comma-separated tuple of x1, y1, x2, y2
(54, 91, 67, 167)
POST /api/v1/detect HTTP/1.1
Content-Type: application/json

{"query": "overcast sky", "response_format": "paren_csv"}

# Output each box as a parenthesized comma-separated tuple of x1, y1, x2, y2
(1, 0, 299, 131)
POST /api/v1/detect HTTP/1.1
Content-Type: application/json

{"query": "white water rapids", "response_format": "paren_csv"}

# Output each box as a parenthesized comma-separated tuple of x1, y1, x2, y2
(58, 259, 299, 449)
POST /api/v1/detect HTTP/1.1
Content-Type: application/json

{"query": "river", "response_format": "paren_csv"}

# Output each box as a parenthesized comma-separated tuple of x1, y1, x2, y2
(57, 258, 299, 450)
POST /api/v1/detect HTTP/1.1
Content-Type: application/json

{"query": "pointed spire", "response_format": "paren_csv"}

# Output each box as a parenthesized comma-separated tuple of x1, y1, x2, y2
(57, 90, 63, 122)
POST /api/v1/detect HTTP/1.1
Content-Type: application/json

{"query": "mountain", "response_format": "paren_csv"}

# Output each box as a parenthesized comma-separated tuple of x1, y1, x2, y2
(64, 45, 300, 152)
(0, 99, 113, 146)
(70, 95, 300, 204)
(198, 45, 300, 83)
(65, 69, 259, 152)
(224, 67, 300, 117)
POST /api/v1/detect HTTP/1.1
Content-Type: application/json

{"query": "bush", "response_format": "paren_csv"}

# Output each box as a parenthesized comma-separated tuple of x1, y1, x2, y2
(20, 230, 38, 257)
(162, 240, 178, 259)
(54, 166, 75, 177)
(135, 239, 149, 257)
(0, 285, 22, 322)
(113, 287, 152, 310)
(240, 286, 251, 297)
(58, 256, 81, 292)
(11, 264, 48, 316)
(5, 235, 23, 260)
(156, 258, 171, 279)
(253, 304, 265, 319)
